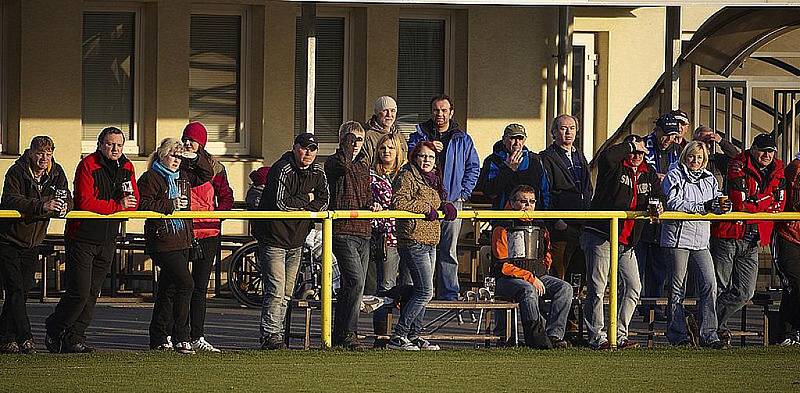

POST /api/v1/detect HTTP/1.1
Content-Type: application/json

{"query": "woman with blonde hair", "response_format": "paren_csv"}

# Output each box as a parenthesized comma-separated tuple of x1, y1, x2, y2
(137, 137, 213, 354)
(370, 133, 409, 335)
(660, 140, 730, 348)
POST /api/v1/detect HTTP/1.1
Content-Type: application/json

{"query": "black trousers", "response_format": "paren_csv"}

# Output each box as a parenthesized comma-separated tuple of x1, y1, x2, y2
(0, 243, 38, 343)
(149, 249, 193, 347)
(189, 236, 219, 340)
(45, 240, 115, 345)
(777, 237, 800, 332)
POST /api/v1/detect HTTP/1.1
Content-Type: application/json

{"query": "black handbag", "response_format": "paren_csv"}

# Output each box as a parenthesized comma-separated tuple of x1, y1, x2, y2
(189, 238, 205, 262)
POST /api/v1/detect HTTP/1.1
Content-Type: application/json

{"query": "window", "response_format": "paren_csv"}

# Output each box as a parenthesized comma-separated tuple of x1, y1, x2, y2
(190, 11, 247, 154)
(396, 17, 447, 135)
(294, 16, 346, 145)
(82, 10, 139, 153)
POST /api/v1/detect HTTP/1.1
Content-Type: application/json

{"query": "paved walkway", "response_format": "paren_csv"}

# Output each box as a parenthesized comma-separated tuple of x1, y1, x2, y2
(4, 298, 770, 352)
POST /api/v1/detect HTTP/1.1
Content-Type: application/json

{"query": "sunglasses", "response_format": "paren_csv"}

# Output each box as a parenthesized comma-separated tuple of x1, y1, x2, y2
(515, 199, 536, 205)
(507, 135, 525, 141)
(300, 145, 319, 152)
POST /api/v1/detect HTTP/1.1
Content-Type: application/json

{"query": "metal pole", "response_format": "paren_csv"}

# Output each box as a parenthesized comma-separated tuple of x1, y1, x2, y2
(609, 217, 619, 349)
(321, 214, 333, 348)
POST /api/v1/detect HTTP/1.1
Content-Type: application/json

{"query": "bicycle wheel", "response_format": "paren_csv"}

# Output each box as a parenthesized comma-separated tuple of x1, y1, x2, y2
(228, 241, 262, 308)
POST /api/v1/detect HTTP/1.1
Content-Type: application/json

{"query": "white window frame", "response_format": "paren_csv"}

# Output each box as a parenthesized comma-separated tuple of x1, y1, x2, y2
(81, 3, 144, 155)
(295, 8, 351, 156)
(395, 11, 452, 136)
(190, 5, 250, 156)
(572, 32, 597, 161)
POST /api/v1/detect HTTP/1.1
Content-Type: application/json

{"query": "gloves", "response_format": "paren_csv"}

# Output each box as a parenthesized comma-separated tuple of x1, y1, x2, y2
(703, 199, 716, 213)
(424, 207, 439, 221)
(440, 202, 457, 221)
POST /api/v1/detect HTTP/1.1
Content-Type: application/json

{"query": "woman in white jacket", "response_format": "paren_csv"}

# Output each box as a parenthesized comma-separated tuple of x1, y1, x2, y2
(661, 141, 731, 348)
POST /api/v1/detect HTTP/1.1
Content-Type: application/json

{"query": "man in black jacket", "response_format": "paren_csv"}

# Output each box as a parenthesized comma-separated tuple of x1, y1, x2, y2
(475, 123, 550, 210)
(252, 133, 329, 350)
(581, 135, 663, 350)
(540, 115, 593, 280)
(0, 136, 72, 354)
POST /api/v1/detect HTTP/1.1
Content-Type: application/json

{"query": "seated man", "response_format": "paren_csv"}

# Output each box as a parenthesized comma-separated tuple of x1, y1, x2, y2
(491, 185, 572, 349)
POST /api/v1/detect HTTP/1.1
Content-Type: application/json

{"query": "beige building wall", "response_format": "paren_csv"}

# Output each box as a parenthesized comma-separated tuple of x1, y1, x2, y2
(575, 7, 666, 140)
(1, 2, 726, 232)
(466, 6, 558, 160)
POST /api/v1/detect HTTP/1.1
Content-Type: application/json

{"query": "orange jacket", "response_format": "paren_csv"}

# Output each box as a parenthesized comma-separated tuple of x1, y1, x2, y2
(491, 224, 552, 284)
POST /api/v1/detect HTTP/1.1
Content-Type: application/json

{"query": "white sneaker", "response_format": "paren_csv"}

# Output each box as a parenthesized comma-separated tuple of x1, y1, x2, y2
(192, 337, 221, 353)
(410, 336, 440, 351)
(174, 341, 196, 355)
(386, 335, 420, 351)
(166, 335, 173, 349)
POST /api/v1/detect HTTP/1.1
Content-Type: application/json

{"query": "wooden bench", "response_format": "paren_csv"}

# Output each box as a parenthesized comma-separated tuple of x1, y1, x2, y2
(634, 297, 774, 348)
(285, 299, 518, 349)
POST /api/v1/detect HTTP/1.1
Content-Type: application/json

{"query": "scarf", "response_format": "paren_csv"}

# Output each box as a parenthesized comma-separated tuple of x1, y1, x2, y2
(681, 164, 704, 183)
(412, 162, 447, 201)
(151, 160, 185, 233)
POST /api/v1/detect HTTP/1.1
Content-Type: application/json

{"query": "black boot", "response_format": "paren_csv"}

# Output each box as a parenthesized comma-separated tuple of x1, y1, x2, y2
(522, 320, 553, 349)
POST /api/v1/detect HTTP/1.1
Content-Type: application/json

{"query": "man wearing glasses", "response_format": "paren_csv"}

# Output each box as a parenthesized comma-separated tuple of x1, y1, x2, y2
(252, 132, 329, 350)
(491, 185, 572, 349)
(580, 135, 663, 350)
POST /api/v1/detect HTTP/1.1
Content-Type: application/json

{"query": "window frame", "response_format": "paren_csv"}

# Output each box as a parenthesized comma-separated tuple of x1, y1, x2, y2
(81, 3, 144, 155)
(395, 10, 452, 136)
(189, 5, 250, 156)
(294, 8, 351, 156)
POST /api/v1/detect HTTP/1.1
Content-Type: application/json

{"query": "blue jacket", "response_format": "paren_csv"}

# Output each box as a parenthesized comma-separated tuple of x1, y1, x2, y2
(660, 163, 721, 250)
(476, 141, 550, 210)
(644, 131, 680, 174)
(408, 119, 480, 202)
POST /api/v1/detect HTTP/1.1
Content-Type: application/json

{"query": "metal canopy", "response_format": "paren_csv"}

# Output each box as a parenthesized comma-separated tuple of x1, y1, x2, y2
(682, 7, 800, 77)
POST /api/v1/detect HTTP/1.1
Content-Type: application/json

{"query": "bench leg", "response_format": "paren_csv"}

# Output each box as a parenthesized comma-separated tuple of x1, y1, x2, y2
(762, 305, 769, 347)
(304, 307, 312, 350)
(284, 302, 294, 348)
(505, 309, 513, 343)
(648, 307, 655, 349)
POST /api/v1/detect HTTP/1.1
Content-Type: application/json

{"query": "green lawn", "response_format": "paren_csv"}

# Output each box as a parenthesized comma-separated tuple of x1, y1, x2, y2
(2, 347, 799, 392)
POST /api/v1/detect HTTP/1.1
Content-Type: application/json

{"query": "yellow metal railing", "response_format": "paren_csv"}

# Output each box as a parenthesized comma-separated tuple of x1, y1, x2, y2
(2, 208, 799, 349)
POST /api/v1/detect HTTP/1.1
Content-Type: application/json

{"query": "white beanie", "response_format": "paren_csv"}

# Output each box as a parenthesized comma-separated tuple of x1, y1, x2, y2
(373, 96, 397, 114)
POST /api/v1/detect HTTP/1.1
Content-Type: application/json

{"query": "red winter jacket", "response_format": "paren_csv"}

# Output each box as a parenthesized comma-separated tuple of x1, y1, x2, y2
(66, 151, 139, 244)
(778, 159, 800, 245)
(190, 160, 234, 239)
(711, 150, 786, 246)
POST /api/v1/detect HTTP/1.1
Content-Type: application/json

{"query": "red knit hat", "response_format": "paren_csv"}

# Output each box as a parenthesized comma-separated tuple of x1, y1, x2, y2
(182, 121, 208, 147)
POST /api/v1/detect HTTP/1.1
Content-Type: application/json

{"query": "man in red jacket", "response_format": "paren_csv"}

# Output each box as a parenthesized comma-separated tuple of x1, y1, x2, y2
(711, 133, 785, 345)
(45, 127, 139, 353)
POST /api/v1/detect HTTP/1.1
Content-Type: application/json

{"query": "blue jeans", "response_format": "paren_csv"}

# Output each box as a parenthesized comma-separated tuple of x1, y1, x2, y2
(664, 247, 719, 345)
(580, 230, 642, 346)
(394, 243, 436, 338)
(437, 200, 462, 300)
(711, 238, 759, 333)
(332, 235, 370, 340)
(259, 244, 302, 338)
(373, 233, 411, 332)
(495, 275, 572, 340)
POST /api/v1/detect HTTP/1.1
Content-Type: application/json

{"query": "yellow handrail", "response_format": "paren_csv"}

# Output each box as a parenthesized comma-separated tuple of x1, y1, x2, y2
(3, 208, 800, 349)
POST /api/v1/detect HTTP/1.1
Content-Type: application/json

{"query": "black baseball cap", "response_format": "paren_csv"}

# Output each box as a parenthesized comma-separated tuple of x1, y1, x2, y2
(670, 109, 689, 125)
(655, 114, 681, 135)
(294, 133, 318, 148)
(752, 133, 777, 152)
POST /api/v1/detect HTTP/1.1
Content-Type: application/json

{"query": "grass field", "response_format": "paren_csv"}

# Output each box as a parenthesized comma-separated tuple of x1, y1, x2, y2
(2, 347, 800, 392)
